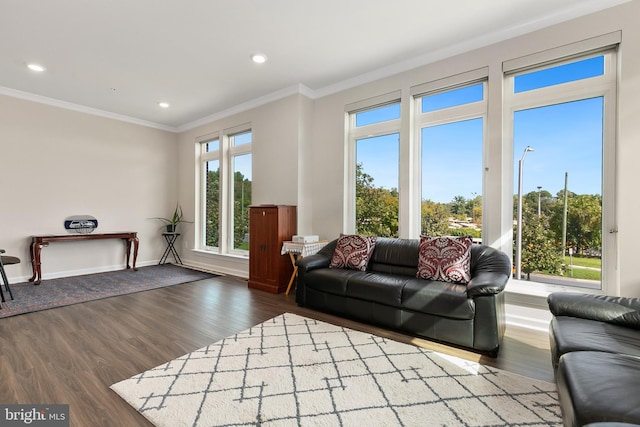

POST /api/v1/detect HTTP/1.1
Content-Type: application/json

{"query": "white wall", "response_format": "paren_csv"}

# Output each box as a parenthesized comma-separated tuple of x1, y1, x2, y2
(176, 94, 304, 276)
(0, 94, 178, 281)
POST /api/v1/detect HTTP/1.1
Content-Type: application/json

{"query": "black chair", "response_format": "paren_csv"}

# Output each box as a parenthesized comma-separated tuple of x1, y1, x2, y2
(0, 249, 19, 306)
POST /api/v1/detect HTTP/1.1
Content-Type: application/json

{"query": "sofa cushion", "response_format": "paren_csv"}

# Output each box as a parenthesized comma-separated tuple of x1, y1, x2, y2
(402, 278, 475, 320)
(329, 234, 377, 271)
(345, 272, 408, 308)
(302, 268, 362, 296)
(417, 235, 472, 284)
(550, 316, 640, 368)
(557, 351, 640, 426)
(368, 237, 419, 276)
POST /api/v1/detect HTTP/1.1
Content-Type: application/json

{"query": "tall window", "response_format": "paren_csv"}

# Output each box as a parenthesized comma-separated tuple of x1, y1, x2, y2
(199, 128, 252, 255)
(203, 138, 220, 248)
(229, 131, 252, 252)
(506, 50, 617, 291)
(414, 78, 487, 241)
(347, 101, 400, 237)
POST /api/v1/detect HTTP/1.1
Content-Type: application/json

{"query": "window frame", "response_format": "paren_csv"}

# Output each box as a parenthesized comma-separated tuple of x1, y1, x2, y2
(345, 93, 401, 234)
(226, 130, 252, 255)
(503, 48, 617, 294)
(197, 125, 252, 257)
(412, 72, 488, 240)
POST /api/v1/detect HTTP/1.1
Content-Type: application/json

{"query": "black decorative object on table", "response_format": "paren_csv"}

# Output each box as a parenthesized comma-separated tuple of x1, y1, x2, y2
(159, 233, 182, 265)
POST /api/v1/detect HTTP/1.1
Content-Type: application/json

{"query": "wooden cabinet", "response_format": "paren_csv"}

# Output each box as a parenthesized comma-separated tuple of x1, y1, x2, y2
(248, 205, 297, 293)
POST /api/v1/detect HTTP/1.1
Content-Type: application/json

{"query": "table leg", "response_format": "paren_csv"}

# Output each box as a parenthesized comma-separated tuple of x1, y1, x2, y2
(125, 236, 139, 270)
(29, 241, 46, 285)
(125, 238, 132, 269)
(285, 252, 301, 295)
(159, 236, 172, 264)
(131, 236, 139, 271)
(168, 236, 182, 264)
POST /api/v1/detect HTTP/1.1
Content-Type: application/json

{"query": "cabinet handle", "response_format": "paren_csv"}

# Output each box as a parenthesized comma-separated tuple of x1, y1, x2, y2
(262, 211, 265, 216)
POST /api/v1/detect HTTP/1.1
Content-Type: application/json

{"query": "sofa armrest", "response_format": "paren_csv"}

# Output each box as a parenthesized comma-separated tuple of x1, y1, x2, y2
(466, 245, 511, 297)
(548, 292, 640, 329)
(296, 253, 331, 272)
(295, 238, 337, 272)
(466, 272, 508, 297)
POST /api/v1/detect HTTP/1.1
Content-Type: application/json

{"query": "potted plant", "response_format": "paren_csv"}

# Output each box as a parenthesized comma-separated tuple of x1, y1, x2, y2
(151, 204, 192, 233)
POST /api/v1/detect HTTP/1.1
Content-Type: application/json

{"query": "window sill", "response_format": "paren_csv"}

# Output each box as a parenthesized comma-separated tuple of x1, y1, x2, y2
(505, 277, 601, 306)
(191, 248, 248, 261)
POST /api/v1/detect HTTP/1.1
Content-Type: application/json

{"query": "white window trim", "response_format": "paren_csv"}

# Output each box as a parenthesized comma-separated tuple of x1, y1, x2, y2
(345, 98, 401, 234)
(226, 128, 252, 256)
(412, 73, 488, 240)
(196, 125, 252, 257)
(198, 132, 220, 252)
(503, 47, 618, 296)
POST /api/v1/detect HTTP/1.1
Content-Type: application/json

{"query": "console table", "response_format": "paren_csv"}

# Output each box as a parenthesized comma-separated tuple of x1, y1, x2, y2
(29, 232, 139, 285)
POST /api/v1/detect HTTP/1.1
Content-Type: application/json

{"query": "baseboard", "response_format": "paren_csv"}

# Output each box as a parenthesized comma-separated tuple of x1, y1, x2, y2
(182, 260, 248, 279)
(505, 302, 552, 332)
(9, 260, 159, 284)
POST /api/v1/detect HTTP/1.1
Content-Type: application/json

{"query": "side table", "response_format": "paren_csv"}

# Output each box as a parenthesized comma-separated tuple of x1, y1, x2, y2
(160, 232, 182, 265)
(281, 240, 328, 295)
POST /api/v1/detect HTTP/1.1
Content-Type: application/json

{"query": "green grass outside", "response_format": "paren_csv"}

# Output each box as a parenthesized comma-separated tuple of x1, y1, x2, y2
(563, 255, 601, 269)
(564, 267, 601, 280)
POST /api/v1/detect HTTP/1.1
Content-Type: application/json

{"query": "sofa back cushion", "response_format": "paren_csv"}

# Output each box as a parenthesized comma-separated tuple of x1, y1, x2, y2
(368, 237, 420, 276)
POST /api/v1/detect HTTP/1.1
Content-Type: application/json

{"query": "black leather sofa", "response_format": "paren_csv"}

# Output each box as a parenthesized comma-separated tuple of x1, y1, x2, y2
(295, 237, 511, 355)
(548, 292, 640, 427)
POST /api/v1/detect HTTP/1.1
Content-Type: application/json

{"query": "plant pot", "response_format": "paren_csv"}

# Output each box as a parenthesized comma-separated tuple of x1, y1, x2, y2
(166, 224, 176, 233)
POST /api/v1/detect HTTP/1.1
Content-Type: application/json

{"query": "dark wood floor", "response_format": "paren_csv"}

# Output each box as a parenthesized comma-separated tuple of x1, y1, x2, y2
(0, 274, 554, 427)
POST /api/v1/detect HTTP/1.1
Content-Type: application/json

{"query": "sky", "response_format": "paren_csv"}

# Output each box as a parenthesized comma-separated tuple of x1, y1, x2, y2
(356, 55, 604, 203)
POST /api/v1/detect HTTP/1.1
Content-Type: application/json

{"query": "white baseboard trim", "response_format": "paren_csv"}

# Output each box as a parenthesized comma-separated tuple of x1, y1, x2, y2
(182, 260, 248, 279)
(9, 260, 158, 284)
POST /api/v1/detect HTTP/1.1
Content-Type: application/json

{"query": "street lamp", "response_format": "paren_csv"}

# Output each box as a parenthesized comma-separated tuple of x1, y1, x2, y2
(516, 146, 534, 280)
(537, 186, 542, 216)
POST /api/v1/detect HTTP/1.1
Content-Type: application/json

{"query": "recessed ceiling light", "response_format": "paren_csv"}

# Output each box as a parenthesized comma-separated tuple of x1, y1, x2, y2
(251, 54, 267, 64)
(27, 63, 46, 72)
(158, 102, 170, 108)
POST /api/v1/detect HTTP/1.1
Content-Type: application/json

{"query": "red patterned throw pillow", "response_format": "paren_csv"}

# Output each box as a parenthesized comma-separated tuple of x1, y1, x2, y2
(416, 235, 472, 284)
(329, 234, 377, 271)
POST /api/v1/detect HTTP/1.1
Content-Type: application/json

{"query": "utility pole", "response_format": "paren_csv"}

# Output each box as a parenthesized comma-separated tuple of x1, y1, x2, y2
(562, 172, 568, 257)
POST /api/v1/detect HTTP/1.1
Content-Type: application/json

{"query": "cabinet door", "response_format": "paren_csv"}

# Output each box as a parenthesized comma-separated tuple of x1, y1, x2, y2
(249, 207, 277, 286)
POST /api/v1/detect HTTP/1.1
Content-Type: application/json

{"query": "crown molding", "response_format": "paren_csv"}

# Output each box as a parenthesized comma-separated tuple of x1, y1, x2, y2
(0, 86, 177, 132)
(177, 83, 315, 133)
(0, 0, 627, 133)
(313, 0, 630, 99)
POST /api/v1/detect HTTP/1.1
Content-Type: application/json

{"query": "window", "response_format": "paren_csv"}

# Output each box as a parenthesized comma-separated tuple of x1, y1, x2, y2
(505, 50, 617, 291)
(347, 100, 400, 237)
(414, 79, 487, 241)
(229, 131, 252, 252)
(199, 128, 252, 256)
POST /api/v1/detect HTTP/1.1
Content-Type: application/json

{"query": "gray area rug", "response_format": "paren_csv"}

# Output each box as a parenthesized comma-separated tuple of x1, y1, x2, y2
(111, 313, 561, 426)
(0, 264, 216, 318)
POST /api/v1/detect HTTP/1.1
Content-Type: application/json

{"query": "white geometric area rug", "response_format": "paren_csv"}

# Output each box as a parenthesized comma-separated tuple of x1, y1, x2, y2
(111, 313, 561, 427)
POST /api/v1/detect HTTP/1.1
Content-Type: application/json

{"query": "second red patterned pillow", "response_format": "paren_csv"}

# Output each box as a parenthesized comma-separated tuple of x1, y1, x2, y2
(416, 235, 472, 284)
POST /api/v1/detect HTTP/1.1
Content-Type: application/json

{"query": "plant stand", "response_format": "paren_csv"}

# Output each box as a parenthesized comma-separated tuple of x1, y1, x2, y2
(159, 232, 182, 265)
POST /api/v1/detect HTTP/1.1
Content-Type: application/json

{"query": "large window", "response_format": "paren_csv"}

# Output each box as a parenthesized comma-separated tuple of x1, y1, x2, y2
(347, 100, 400, 237)
(414, 78, 487, 241)
(199, 128, 252, 256)
(506, 50, 617, 291)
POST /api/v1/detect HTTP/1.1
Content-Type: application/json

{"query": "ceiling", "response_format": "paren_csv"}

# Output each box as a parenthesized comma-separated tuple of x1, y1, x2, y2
(0, 0, 628, 132)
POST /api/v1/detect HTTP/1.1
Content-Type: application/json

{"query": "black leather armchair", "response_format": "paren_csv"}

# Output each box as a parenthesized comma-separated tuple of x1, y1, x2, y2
(548, 292, 640, 426)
